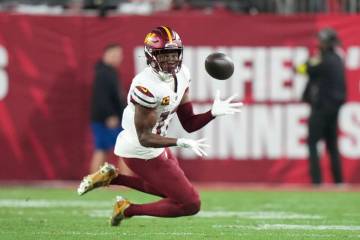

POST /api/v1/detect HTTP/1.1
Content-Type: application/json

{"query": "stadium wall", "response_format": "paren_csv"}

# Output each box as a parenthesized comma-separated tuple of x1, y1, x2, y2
(0, 13, 359, 183)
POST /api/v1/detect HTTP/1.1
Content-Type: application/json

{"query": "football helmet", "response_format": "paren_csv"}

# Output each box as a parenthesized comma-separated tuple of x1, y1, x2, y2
(144, 26, 183, 74)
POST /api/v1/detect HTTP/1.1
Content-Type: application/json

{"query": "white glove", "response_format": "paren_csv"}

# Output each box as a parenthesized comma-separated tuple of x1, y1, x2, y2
(211, 90, 243, 117)
(176, 138, 209, 157)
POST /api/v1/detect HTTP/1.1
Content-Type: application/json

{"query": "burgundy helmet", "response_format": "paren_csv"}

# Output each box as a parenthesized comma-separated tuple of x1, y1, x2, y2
(144, 26, 183, 74)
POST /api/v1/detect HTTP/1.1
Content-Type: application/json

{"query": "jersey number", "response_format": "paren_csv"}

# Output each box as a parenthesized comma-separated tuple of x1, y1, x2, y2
(156, 111, 170, 135)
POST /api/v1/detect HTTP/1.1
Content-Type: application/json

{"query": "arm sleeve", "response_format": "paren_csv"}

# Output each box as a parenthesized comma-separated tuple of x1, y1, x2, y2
(176, 102, 215, 133)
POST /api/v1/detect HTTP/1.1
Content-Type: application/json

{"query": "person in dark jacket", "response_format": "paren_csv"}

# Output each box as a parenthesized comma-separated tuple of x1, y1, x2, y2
(90, 44, 126, 173)
(298, 28, 346, 185)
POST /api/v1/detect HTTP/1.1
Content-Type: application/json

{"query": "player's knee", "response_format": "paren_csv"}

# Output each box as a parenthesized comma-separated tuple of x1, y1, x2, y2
(182, 198, 201, 216)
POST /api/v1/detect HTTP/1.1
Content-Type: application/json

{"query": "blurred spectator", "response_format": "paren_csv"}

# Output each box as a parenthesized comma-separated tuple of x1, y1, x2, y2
(83, 0, 118, 17)
(0, 0, 359, 14)
(152, 0, 173, 11)
(275, 0, 296, 14)
(310, 0, 326, 12)
(297, 28, 346, 185)
(90, 44, 126, 173)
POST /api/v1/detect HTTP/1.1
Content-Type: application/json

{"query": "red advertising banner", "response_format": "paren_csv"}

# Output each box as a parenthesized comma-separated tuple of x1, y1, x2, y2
(0, 13, 359, 183)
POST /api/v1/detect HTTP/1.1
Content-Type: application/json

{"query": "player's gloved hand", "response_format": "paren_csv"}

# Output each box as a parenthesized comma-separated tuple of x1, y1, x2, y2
(211, 90, 243, 117)
(176, 138, 209, 157)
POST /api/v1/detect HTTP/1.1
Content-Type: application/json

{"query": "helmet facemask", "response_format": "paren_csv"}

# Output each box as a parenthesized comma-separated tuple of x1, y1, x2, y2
(147, 49, 183, 74)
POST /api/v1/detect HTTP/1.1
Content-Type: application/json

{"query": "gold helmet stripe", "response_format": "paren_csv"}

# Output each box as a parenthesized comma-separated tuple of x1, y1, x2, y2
(144, 33, 155, 44)
(161, 26, 173, 43)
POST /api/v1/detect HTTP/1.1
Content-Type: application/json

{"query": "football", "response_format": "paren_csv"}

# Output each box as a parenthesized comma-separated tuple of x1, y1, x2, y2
(205, 52, 234, 80)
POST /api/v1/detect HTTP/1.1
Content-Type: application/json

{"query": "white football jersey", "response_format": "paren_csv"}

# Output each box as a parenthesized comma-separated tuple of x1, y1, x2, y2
(114, 65, 191, 159)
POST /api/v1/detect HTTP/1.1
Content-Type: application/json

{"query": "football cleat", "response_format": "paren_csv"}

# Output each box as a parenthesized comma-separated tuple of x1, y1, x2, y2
(77, 162, 118, 196)
(110, 196, 130, 227)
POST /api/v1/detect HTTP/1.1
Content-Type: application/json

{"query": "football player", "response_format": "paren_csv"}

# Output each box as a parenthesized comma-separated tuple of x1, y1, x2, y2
(78, 26, 242, 226)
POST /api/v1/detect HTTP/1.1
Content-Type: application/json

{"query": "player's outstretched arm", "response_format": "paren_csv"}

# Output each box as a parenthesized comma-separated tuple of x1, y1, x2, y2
(177, 89, 214, 133)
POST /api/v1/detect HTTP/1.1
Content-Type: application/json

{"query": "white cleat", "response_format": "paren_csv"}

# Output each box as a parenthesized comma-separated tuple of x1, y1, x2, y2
(77, 162, 118, 196)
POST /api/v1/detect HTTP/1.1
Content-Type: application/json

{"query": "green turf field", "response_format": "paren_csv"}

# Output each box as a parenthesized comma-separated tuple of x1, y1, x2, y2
(0, 186, 359, 240)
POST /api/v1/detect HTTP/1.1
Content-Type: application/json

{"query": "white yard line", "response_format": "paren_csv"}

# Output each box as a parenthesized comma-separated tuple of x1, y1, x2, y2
(1, 198, 359, 237)
(213, 224, 360, 231)
(0, 230, 117, 236)
(89, 210, 322, 219)
(0, 199, 112, 207)
(0, 199, 323, 220)
(197, 211, 322, 219)
(0, 230, 201, 237)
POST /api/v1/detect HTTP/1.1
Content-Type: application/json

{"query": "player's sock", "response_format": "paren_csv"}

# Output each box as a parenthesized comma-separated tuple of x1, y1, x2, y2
(124, 198, 200, 218)
(110, 174, 165, 197)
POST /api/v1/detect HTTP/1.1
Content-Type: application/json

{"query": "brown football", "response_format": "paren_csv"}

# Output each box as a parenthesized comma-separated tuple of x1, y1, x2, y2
(205, 53, 234, 80)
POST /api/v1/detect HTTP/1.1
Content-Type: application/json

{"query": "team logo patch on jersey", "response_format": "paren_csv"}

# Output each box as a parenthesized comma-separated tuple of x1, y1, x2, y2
(161, 96, 170, 105)
(135, 86, 154, 97)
